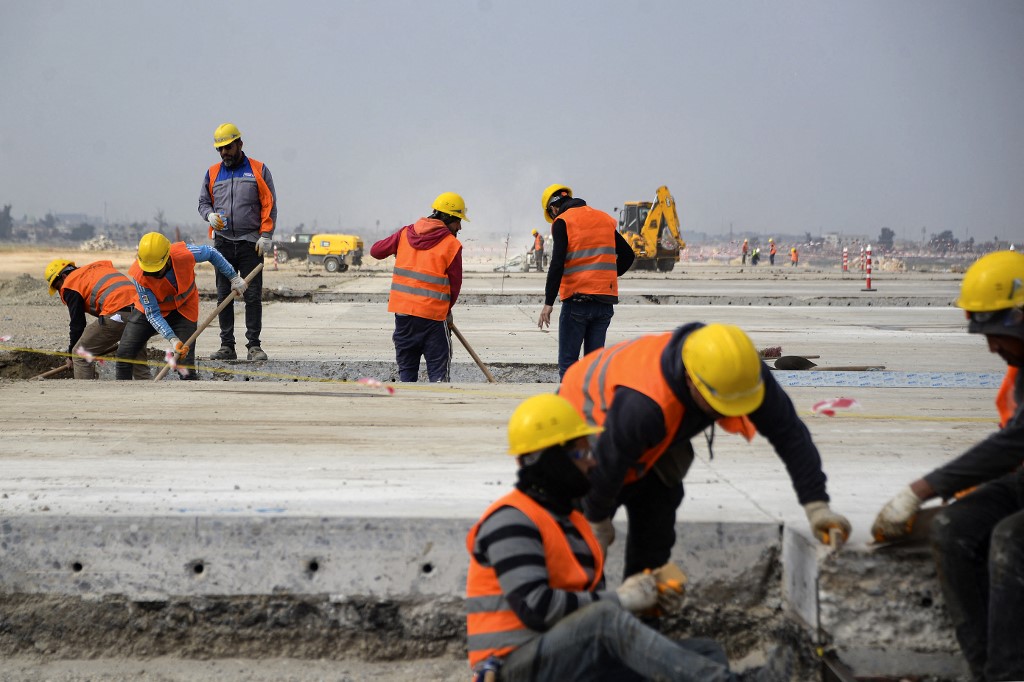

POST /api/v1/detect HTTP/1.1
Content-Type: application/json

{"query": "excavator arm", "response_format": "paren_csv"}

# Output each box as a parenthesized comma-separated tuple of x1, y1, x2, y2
(641, 186, 685, 255)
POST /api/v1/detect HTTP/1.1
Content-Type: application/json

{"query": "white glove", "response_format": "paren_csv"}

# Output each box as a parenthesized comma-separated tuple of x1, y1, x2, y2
(255, 236, 274, 257)
(615, 572, 658, 613)
(871, 485, 923, 542)
(589, 518, 615, 555)
(657, 585, 685, 614)
(207, 212, 226, 231)
(804, 501, 852, 546)
(230, 273, 247, 295)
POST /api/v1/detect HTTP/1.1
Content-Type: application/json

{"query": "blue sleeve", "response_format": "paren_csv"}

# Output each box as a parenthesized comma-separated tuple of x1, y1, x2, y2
(186, 243, 237, 279)
(133, 281, 177, 342)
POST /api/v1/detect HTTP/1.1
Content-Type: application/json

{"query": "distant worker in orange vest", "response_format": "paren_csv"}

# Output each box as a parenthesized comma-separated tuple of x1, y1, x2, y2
(199, 122, 277, 362)
(558, 322, 851, 579)
(741, 238, 749, 265)
(790, 247, 798, 267)
(370, 192, 467, 382)
(44, 258, 149, 379)
(115, 232, 247, 380)
(768, 238, 777, 265)
(531, 228, 545, 272)
(536, 184, 635, 379)
(466, 393, 767, 682)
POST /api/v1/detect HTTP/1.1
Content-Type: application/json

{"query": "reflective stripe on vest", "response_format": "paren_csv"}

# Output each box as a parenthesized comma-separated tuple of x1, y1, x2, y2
(559, 206, 618, 300)
(465, 489, 604, 668)
(60, 261, 137, 317)
(387, 228, 460, 321)
(129, 243, 199, 322)
(997, 366, 1019, 428)
(560, 333, 756, 484)
(207, 158, 274, 239)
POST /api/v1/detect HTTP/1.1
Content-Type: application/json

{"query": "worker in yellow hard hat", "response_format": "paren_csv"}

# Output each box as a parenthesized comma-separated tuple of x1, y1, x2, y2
(44, 258, 150, 379)
(466, 393, 761, 681)
(369, 192, 467, 382)
(530, 228, 545, 272)
(768, 238, 777, 265)
(199, 122, 277, 362)
(558, 322, 851, 580)
(537, 183, 635, 378)
(872, 251, 1024, 680)
(115, 232, 248, 380)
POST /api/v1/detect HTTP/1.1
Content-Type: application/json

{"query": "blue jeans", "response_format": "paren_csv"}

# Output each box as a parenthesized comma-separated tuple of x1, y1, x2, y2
(499, 601, 737, 682)
(558, 299, 613, 379)
(392, 314, 451, 382)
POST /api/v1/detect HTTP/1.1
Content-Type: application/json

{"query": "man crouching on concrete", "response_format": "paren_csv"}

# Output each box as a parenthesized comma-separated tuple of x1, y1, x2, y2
(465, 393, 782, 682)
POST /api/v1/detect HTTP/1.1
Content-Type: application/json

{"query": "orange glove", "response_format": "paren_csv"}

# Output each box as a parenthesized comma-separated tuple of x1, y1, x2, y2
(170, 337, 189, 358)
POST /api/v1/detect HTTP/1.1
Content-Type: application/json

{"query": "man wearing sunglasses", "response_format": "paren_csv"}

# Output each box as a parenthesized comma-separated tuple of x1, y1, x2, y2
(466, 394, 787, 682)
(536, 184, 635, 379)
(872, 251, 1024, 681)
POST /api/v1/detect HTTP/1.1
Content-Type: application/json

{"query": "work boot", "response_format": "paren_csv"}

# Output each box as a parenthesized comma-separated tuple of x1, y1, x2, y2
(247, 346, 268, 361)
(209, 346, 236, 361)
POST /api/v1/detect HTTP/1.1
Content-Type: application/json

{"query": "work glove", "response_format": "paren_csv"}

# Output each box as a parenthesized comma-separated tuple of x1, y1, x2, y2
(653, 563, 687, 614)
(230, 273, 247, 295)
(615, 572, 658, 613)
(255, 236, 274, 257)
(207, 212, 226, 231)
(169, 337, 189, 358)
(871, 485, 923, 543)
(589, 518, 615, 555)
(803, 501, 852, 546)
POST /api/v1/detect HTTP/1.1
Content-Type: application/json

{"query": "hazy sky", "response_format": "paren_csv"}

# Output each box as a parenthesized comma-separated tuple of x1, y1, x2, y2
(2, 0, 1022, 244)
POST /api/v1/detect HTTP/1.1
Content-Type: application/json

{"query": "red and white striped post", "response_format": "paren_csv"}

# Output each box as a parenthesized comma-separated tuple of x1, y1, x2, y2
(859, 246, 865, 272)
(842, 247, 848, 272)
(862, 244, 876, 291)
(272, 244, 279, 271)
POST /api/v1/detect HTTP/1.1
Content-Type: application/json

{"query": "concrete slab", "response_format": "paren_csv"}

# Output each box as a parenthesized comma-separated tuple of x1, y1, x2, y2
(0, 264, 997, 679)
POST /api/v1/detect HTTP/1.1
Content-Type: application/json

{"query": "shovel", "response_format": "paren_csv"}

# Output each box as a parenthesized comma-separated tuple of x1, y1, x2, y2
(154, 262, 264, 381)
(773, 356, 885, 371)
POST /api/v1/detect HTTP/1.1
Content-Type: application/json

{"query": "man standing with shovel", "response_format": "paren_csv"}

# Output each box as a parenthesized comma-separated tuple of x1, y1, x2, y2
(115, 232, 247, 380)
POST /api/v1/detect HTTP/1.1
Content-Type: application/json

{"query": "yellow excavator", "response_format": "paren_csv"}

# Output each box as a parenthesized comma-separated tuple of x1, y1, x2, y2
(617, 185, 686, 272)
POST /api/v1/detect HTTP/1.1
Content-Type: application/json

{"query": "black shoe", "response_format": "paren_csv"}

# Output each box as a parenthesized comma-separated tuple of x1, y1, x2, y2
(210, 346, 236, 360)
(247, 346, 268, 361)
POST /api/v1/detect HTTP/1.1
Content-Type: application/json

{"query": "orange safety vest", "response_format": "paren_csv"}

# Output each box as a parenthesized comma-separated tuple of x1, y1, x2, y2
(533, 233, 544, 252)
(206, 158, 275, 239)
(996, 366, 1019, 428)
(560, 333, 756, 484)
(465, 489, 604, 668)
(791, 250, 798, 263)
(59, 261, 137, 316)
(558, 206, 618, 301)
(770, 243, 777, 256)
(387, 228, 461, 321)
(128, 243, 199, 322)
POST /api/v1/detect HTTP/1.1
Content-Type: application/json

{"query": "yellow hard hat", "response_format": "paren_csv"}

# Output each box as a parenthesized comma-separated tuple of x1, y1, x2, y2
(531, 229, 538, 235)
(769, 238, 774, 243)
(682, 324, 765, 417)
(955, 251, 1024, 313)
(507, 394, 603, 456)
(213, 123, 242, 148)
(137, 232, 172, 273)
(431, 192, 470, 222)
(44, 259, 76, 296)
(541, 184, 573, 223)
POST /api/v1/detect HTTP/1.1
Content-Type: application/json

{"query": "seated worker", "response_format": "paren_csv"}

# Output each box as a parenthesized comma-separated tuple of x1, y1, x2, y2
(872, 250, 1024, 681)
(466, 393, 787, 682)
(45, 258, 150, 379)
(115, 232, 246, 380)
